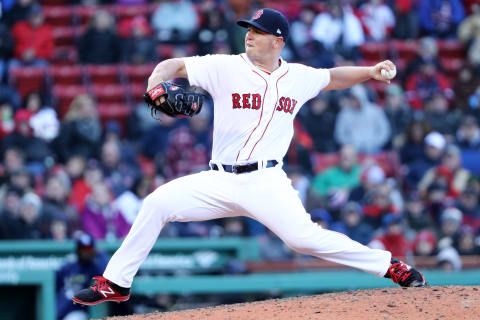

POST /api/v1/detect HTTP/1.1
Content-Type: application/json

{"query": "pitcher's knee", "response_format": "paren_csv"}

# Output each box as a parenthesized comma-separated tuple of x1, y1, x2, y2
(140, 192, 173, 222)
(284, 237, 316, 254)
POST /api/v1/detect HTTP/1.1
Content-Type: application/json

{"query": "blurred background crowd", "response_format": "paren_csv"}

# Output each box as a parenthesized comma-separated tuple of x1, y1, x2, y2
(1, 0, 480, 300)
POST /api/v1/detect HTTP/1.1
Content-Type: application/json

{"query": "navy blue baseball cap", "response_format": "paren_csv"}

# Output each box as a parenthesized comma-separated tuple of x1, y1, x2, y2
(237, 8, 290, 41)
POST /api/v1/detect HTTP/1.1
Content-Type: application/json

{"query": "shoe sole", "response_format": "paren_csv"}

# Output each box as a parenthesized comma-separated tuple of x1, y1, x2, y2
(72, 294, 130, 306)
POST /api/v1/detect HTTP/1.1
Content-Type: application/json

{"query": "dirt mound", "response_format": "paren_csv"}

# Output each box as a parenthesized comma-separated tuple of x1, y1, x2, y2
(106, 286, 479, 320)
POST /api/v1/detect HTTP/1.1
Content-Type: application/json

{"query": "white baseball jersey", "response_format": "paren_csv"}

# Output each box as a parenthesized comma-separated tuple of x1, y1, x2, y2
(184, 53, 330, 164)
(103, 53, 392, 288)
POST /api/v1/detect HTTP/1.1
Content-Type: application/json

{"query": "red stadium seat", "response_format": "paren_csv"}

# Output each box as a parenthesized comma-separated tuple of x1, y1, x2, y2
(52, 84, 89, 118)
(75, 5, 100, 26)
(440, 57, 464, 80)
(50, 65, 84, 85)
(359, 42, 389, 60)
(85, 65, 120, 84)
(9, 67, 47, 98)
(391, 40, 419, 61)
(43, 6, 74, 27)
(41, 0, 69, 6)
(113, 4, 150, 20)
(97, 103, 131, 134)
(129, 83, 147, 104)
(437, 40, 466, 59)
(123, 64, 155, 86)
(52, 26, 76, 47)
(91, 84, 128, 104)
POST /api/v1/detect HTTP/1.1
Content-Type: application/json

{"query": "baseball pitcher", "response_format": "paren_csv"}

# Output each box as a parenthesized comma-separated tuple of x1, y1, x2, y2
(73, 8, 425, 306)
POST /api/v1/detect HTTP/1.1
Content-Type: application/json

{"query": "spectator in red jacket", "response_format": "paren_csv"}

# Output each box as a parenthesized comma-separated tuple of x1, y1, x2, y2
(10, 4, 54, 67)
(368, 213, 411, 258)
(405, 61, 453, 110)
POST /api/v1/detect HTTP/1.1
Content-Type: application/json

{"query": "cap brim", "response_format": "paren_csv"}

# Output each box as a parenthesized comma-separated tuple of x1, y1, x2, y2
(237, 19, 273, 36)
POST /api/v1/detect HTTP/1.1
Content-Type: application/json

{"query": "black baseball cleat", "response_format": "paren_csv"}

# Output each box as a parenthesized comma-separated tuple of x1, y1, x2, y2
(72, 276, 130, 305)
(384, 258, 426, 287)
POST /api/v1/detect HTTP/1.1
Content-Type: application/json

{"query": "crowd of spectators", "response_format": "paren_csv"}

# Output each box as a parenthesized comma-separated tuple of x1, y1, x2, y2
(1, 0, 480, 278)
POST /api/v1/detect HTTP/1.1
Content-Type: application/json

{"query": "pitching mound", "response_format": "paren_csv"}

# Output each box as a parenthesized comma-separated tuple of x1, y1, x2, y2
(106, 286, 479, 320)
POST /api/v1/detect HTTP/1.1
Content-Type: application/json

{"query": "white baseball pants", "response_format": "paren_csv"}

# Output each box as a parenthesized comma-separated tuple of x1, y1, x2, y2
(103, 165, 391, 288)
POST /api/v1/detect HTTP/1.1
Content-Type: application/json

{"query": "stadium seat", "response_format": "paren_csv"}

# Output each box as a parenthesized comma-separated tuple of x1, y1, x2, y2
(129, 83, 147, 104)
(123, 64, 155, 86)
(390, 40, 419, 61)
(50, 65, 84, 86)
(113, 4, 150, 20)
(85, 65, 121, 84)
(359, 42, 389, 60)
(52, 26, 76, 47)
(437, 40, 466, 59)
(52, 84, 89, 118)
(97, 103, 131, 134)
(9, 67, 47, 98)
(41, 0, 69, 6)
(91, 84, 128, 104)
(440, 57, 463, 79)
(75, 5, 100, 26)
(43, 6, 74, 27)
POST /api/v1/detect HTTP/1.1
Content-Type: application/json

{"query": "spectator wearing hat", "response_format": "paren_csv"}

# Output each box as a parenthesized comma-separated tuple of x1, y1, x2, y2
(56, 232, 108, 320)
(419, 144, 470, 199)
(349, 165, 386, 203)
(438, 207, 463, 247)
(406, 131, 446, 189)
(404, 192, 435, 233)
(437, 246, 462, 272)
(456, 115, 480, 150)
(331, 201, 374, 245)
(10, 4, 54, 67)
(413, 230, 437, 256)
(368, 213, 411, 258)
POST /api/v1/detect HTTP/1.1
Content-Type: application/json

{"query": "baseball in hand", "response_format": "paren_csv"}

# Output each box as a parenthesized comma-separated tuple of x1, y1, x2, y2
(381, 67, 396, 80)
